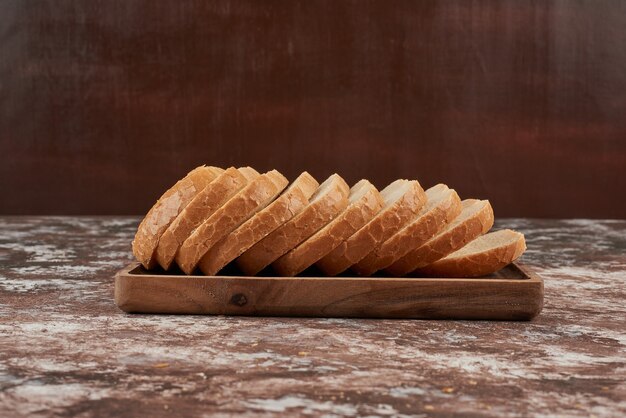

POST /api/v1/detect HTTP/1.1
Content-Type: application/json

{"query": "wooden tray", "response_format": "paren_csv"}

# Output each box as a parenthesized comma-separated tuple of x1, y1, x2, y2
(114, 262, 543, 320)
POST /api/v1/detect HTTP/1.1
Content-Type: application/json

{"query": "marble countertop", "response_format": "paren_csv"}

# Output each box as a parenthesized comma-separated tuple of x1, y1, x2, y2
(0, 217, 624, 417)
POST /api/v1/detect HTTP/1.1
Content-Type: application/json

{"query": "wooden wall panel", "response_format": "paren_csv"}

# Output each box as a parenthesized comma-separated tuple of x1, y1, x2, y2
(1, 1, 625, 217)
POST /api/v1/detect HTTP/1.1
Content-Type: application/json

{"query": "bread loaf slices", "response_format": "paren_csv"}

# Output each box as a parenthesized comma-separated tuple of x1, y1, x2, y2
(154, 167, 248, 270)
(176, 169, 288, 274)
(273, 180, 384, 276)
(352, 184, 462, 276)
(197, 172, 319, 276)
(386, 199, 494, 276)
(315, 179, 426, 276)
(238, 166, 261, 181)
(132, 165, 223, 270)
(415, 229, 526, 277)
(236, 174, 350, 276)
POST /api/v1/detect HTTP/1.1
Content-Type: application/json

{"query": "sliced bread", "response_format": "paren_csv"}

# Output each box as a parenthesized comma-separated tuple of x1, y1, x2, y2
(316, 179, 427, 276)
(415, 229, 526, 277)
(236, 174, 350, 276)
(197, 172, 319, 276)
(272, 179, 384, 276)
(176, 169, 288, 274)
(154, 167, 248, 270)
(352, 184, 462, 276)
(239, 166, 261, 181)
(132, 165, 223, 269)
(386, 199, 494, 276)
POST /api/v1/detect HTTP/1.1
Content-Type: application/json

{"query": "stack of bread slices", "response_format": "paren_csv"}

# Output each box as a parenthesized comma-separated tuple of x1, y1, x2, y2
(132, 166, 526, 277)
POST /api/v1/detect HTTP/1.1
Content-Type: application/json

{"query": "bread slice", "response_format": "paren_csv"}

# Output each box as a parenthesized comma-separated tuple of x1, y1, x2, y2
(236, 174, 350, 276)
(316, 179, 427, 276)
(352, 184, 462, 276)
(132, 165, 223, 269)
(238, 166, 261, 181)
(386, 199, 494, 276)
(154, 167, 248, 270)
(415, 229, 526, 277)
(176, 169, 288, 274)
(272, 180, 384, 276)
(197, 172, 319, 276)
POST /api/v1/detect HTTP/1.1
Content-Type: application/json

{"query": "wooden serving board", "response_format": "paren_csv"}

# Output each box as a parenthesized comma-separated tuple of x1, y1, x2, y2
(114, 262, 543, 320)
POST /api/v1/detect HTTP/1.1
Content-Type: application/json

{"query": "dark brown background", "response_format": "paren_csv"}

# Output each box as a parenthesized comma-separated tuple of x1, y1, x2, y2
(1, 1, 625, 217)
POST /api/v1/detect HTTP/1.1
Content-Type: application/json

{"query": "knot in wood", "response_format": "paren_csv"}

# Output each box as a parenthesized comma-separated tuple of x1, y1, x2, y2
(230, 293, 247, 306)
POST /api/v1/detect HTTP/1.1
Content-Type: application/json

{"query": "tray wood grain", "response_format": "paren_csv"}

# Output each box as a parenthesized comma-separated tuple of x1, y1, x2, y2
(114, 262, 543, 320)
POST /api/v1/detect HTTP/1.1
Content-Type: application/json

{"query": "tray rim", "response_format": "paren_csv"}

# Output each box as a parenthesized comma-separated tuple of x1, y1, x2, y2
(115, 261, 541, 284)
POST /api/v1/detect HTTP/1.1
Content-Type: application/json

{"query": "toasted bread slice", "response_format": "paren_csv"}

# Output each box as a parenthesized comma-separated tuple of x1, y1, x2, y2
(197, 172, 319, 276)
(132, 165, 223, 269)
(386, 199, 494, 276)
(236, 174, 350, 276)
(176, 169, 289, 274)
(154, 167, 248, 270)
(415, 229, 526, 277)
(352, 184, 461, 276)
(273, 180, 384, 276)
(316, 179, 427, 276)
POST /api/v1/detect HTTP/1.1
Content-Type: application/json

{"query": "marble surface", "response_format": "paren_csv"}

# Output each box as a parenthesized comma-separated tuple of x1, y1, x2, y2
(0, 217, 624, 417)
